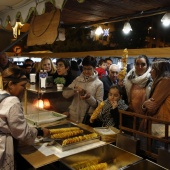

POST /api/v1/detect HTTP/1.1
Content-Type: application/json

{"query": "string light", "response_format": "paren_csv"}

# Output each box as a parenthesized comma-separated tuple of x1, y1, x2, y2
(122, 21, 132, 34)
(103, 28, 110, 36)
(161, 13, 170, 27)
(95, 26, 103, 35)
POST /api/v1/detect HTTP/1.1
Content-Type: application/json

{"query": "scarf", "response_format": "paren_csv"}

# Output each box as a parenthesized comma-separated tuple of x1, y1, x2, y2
(99, 99, 114, 126)
(99, 99, 128, 126)
(124, 67, 152, 102)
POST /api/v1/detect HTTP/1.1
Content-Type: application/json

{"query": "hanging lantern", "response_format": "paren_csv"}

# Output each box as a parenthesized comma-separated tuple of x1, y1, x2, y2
(12, 21, 23, 38)
(161, 13, 170, 27)
(122, 22, 132, 34)
(95, 26, 103, 35)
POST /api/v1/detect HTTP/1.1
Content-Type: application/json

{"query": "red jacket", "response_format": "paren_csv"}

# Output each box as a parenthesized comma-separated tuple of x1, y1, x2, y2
(96, 67, 106, 79)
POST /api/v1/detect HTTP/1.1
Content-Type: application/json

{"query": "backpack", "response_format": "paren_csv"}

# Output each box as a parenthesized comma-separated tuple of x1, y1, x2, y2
(0, 93, 11, 103)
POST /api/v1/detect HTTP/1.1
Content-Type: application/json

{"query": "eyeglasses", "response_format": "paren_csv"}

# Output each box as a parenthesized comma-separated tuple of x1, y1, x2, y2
(135, 63, 146, 67)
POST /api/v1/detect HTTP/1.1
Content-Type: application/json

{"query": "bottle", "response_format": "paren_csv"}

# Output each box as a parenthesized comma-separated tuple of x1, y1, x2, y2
(39, 70, 48, 89)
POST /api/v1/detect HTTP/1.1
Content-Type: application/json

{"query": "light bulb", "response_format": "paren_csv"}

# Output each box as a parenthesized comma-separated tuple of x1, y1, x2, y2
(95, 26, 103, 35)
(122, 22, 132, 34)
(161, 13, 170, 27)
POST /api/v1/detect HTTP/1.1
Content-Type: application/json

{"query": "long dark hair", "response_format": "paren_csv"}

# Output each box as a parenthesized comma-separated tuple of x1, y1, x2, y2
(134, 55, 150, 70)
(150, 60, 170, 97)
(152, 60, 170, 81)
(1, 67, 27, 89)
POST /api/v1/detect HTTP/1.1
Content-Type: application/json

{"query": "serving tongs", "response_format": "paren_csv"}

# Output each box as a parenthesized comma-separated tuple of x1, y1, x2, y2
(39, 137, 62, 146)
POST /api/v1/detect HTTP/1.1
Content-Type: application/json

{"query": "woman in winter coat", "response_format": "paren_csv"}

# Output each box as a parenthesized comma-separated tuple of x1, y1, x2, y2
(124, 55, 152, 115)
(62, 56, 103, 123)
(124, 55, 152, 130)
(142, 60, 170, 152)
(0, 67, 49, 170)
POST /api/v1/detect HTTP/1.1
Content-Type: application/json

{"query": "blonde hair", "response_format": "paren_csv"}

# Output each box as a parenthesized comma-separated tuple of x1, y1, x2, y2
(37, 57, 56, 74)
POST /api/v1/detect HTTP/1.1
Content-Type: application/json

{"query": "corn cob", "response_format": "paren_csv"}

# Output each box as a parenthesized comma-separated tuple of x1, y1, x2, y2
(50, 127, 80, 134)
(72, 159, 99, 170)
(118, 48, 128, 80)
(79, 162, 107, 170)
(62, 132, 98, 146)
(50, 129, 83, 139)
(90, 101, 105, 123)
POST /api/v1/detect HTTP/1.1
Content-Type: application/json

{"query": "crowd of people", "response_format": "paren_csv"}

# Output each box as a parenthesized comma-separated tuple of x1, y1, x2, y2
(0, 52, 170, 169)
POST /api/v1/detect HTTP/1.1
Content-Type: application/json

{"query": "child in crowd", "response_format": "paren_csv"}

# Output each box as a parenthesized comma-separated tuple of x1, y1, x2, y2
(95, 59, 107, 79)
(90, 85, 128, 128)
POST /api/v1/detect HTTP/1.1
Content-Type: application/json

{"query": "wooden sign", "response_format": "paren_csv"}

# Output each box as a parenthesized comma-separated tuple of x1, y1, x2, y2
(27, 9, 60, 46)
(13, 45, 22, 54)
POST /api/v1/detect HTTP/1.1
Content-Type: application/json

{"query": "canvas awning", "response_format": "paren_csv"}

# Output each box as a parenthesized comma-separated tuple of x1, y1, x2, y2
(0, 0, 66, 27)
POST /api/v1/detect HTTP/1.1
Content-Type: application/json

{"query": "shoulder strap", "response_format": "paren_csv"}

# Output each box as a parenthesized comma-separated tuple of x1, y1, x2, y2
(0, 93, 11, 103)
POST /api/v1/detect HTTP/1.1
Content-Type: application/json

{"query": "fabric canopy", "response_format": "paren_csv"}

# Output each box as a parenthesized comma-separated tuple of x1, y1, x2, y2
(0, 0, 66, 27)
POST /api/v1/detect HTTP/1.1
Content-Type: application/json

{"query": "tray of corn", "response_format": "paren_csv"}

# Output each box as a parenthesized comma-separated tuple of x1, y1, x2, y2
(58, 144, 143, 170)
(46, 122, 100, 151)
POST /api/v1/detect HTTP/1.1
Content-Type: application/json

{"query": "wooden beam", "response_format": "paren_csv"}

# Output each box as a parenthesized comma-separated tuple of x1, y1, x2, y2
(8, 47, 170, 59)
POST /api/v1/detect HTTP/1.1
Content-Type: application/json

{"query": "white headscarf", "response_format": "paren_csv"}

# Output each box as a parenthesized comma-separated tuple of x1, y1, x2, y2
(124, 67, 152, 102)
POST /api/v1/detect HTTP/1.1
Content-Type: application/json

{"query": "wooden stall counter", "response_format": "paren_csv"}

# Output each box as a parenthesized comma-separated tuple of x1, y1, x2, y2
(18, 144, 59, 169)
(18, 120, 95, 169)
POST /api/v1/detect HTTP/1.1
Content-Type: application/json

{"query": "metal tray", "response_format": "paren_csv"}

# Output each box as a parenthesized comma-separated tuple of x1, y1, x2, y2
(59, 144, 143, 170)
(48, 122, 80, 129)
(47, 122, 100, 151)
(25, 110, 67, 126)
(124, 159, 168, 170)
(55, 136, 100, 151)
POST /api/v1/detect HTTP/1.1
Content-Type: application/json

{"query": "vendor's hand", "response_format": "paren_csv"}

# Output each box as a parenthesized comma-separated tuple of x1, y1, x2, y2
(42, 128, 50, 137)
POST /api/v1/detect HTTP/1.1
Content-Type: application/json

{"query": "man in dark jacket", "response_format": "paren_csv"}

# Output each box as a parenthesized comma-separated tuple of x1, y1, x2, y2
(101, 64, 128, 104)
(101, 64, 120, 100)
(0, 52, 14, 73)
